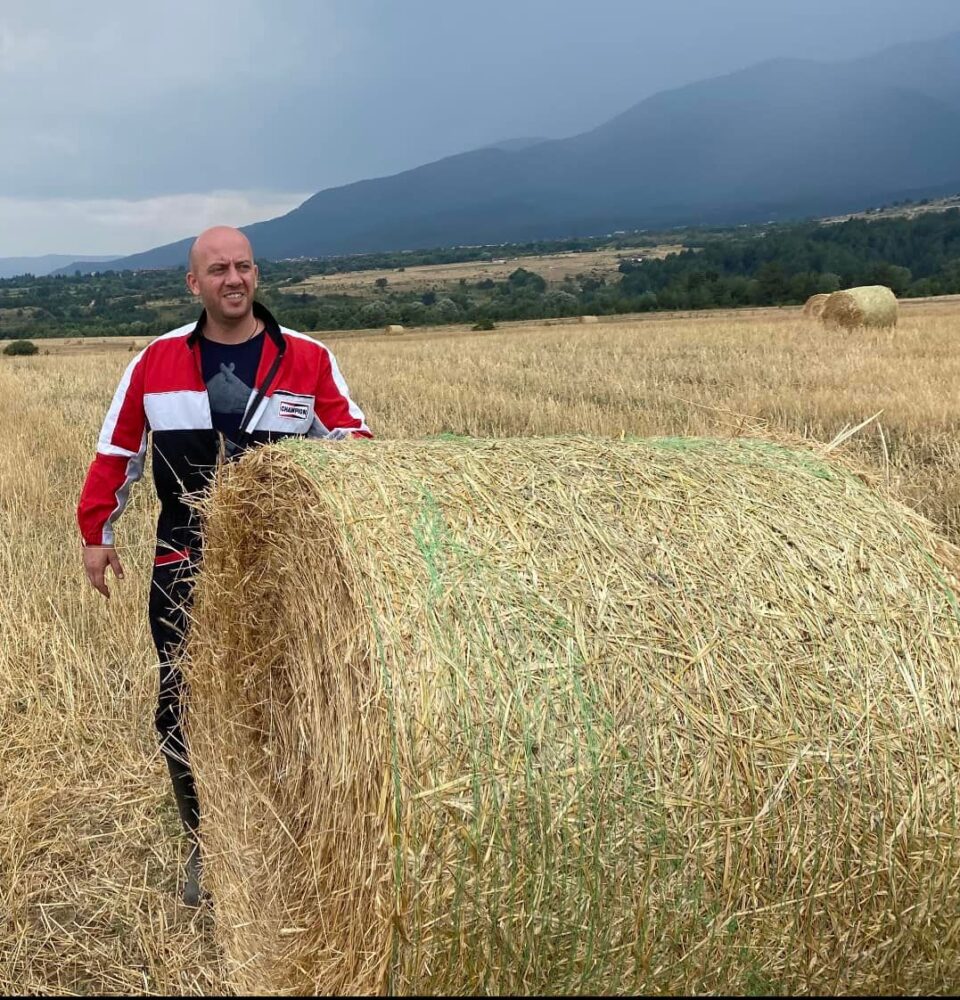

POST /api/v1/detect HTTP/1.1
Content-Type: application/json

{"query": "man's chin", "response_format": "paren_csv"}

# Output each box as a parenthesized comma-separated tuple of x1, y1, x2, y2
(212, 300, 251, 321)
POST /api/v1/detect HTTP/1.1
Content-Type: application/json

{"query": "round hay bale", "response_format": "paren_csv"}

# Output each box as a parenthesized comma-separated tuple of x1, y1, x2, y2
(384, 324, 404, 334)
(578, 314, 599, 324)
(802, 292, 830, 319)
(820, 285, 898, 330)
(187, 437, 960, 996)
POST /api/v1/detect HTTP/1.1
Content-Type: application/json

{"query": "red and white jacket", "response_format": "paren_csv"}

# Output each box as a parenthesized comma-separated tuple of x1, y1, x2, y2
(77, 302, 371, 564)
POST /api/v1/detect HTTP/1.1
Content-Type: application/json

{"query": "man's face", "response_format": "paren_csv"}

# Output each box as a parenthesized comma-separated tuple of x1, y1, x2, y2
(186, 231, 258, 325)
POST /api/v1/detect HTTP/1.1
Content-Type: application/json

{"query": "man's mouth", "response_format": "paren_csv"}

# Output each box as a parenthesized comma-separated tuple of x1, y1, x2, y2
(224, 291, 245, 302)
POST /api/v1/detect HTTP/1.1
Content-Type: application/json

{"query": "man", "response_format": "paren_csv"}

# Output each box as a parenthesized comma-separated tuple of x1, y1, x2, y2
(78, 226, 371, 906)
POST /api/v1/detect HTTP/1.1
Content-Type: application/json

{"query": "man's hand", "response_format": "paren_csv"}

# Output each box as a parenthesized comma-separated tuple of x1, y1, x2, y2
(83, 545, 125, 599)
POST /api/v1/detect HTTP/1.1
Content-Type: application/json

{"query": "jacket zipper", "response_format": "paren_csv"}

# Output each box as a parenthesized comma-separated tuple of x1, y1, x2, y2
(235, 346, 286, 450)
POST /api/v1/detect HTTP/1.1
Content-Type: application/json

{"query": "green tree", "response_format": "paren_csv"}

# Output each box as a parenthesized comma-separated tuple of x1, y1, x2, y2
(755, 262, 789, 305)
(401, 301, 427, 324)
(867, 263, 912, 295)
(816, 272, 841, 294)
(358, 300, 388, 327)
(543, 289, 579, 315)
(508, 267, 547, 293)
(431, 297, 461, 323)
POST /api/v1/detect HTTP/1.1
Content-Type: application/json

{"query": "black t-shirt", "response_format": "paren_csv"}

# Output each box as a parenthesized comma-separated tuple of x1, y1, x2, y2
(199, 331, 266, 446)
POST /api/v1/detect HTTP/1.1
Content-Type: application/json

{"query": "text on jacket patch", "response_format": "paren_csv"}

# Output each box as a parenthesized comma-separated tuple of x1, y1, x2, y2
(278, 400, 311, 420)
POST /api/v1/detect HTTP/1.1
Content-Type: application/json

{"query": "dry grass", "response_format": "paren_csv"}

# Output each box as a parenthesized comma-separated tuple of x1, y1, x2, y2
(3, 299, 960, 993)
(329, 301, 960, 543)
(278, 245, 683, 296)
(0, 360, 222, 993)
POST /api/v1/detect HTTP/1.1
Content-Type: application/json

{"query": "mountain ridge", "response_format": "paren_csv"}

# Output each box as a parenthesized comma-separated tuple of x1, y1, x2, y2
(59, 31, 960, 273)
(1, 254, 115, 280)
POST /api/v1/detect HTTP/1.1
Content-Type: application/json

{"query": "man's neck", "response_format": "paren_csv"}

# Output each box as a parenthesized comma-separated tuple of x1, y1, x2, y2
(202, 310, 260, 345)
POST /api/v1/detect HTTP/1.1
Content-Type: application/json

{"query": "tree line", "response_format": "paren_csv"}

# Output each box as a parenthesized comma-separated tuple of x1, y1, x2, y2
(3, 211, 960, 339)
(616, 210, 960, 310)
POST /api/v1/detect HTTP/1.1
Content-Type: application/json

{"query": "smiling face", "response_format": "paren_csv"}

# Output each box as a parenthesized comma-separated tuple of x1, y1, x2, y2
(186, 227, 258, 327)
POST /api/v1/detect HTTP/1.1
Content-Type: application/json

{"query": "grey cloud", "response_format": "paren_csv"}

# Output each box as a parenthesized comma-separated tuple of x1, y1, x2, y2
(2, 1, 960, 212)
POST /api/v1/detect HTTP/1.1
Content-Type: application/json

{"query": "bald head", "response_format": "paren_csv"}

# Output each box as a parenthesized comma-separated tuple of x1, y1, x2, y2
(185, 226, 259, 331)
(188, 226, 254, 273)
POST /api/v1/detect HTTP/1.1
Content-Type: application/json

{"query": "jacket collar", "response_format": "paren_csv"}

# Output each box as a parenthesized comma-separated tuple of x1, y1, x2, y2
(186, 299, 285, 353)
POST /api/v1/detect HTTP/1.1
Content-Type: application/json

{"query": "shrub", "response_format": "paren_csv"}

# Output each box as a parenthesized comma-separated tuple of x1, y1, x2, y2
(543, 289, 579, 315)
(431, 298, 461, 323)
(401, 301, 427, 324)
(508, 267, 546, 292)
(472, 319, 496, 331)
(358, 301, 389, 327)
(3, 339, 39, 356)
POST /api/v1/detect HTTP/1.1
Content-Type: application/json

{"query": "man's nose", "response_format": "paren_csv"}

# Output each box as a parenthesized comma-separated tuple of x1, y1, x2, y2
(225, 264, 242, 283)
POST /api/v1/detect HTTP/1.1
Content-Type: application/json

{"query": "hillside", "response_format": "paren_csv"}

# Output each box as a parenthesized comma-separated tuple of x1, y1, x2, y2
(0, 254, 114, 279)
(822, 193, 960, 225)
(59, 31, 960, 273)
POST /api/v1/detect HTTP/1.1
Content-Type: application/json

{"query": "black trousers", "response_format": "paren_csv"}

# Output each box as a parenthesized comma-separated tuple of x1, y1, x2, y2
(148, 560, 200, 835)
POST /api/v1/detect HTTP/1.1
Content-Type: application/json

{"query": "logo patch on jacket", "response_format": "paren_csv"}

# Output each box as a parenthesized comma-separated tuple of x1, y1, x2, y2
(278, 399, 310, 421)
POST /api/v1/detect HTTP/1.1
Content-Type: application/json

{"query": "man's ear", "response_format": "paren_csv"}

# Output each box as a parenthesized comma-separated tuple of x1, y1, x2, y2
(185, 272, 200, 297)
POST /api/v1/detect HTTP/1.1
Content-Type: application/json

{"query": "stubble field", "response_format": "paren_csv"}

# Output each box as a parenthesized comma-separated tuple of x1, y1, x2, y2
(278, 244, 684, 296)
(3, 301, 960, 993)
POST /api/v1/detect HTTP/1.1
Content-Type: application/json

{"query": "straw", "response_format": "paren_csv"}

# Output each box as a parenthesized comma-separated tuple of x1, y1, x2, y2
(186, 436, 960, 995)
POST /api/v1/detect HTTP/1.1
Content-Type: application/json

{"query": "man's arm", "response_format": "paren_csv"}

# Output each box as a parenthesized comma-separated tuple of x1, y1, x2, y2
(77, 351, 149, 597)
(310, 343, 372, 440)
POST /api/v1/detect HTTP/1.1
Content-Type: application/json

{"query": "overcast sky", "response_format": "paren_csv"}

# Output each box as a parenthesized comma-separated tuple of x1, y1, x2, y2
(3, 0, 960, 256)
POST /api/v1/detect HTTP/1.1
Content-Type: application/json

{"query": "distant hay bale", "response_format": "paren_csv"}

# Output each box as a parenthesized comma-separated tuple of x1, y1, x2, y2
(802, 292, 830, 319)
(820, 285, 898, 330)
(187, 437, 960, 996)
(384, 324, 404, 334)
(578, 314, 599, 324)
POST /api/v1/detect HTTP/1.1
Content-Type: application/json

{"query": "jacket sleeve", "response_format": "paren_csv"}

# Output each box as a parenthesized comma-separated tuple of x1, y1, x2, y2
(77, 351, 149, 546)
(309, 343, 372, 440)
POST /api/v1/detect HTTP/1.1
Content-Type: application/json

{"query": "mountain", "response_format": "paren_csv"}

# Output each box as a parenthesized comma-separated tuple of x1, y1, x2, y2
(483, 137, 550, 152)
(1, 254, 116, 279)
(63, 32, 960, 273)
